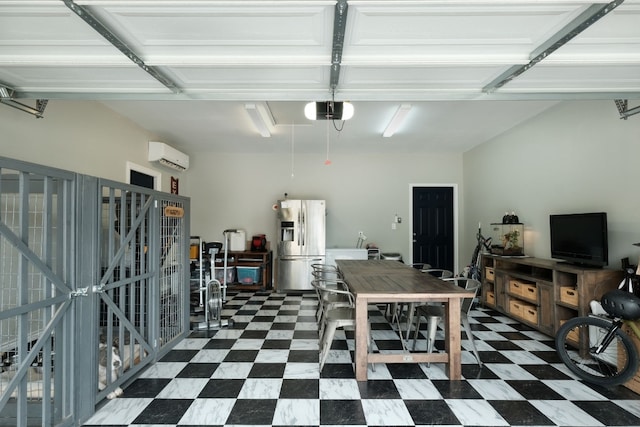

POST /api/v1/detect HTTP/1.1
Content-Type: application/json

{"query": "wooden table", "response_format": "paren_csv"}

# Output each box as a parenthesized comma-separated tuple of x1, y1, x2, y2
(336, 259, 474, 381)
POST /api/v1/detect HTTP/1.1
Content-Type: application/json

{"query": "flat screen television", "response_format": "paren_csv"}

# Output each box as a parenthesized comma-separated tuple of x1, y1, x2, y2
(549, 212, 608, 267)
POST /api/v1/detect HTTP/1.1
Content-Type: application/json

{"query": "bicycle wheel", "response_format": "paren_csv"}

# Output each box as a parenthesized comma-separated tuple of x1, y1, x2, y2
(555, 316, 639, 387)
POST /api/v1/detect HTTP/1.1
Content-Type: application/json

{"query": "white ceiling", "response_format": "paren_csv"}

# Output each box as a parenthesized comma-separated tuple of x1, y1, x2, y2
(1, 0, 639, 154)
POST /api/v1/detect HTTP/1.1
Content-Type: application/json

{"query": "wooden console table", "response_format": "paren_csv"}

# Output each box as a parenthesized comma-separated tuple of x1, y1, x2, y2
(481, 254, 621, 340)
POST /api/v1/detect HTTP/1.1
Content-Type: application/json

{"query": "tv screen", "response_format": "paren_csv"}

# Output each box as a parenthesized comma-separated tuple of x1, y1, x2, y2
(549, 212, 608, 267)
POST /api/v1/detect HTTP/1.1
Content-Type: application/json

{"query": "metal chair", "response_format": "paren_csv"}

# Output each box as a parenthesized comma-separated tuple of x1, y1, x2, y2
(409, 263, 433, 271)
(311, 263, 342, 281)
(411, 277, 483, 367)
(311, 265, 346, 324)
(423, 268, 454, 279)
(312, 279, 371, 372)
(386, 263, 433, 321)
(311, 278, 353, 341)
(395, 268, 453, 343)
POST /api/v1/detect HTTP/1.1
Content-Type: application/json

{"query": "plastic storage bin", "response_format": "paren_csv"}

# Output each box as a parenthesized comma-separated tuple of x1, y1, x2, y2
(214, 266, 235, 284)
(237, 266, 261, 284)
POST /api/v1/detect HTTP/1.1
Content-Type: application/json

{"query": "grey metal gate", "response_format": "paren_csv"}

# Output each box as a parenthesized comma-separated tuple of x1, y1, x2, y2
(0, 158, 76, 426)
(94, 181, 189, 403)
(0, 157, 190, 426)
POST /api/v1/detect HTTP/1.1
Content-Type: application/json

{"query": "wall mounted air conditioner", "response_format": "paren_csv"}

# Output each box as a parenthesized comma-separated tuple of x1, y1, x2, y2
(148, 141, 189, 171)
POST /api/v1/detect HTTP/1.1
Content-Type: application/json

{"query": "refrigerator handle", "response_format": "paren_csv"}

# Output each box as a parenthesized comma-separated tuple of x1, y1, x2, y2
(301, 204, 306, 247)
(297, 210, 302, 246)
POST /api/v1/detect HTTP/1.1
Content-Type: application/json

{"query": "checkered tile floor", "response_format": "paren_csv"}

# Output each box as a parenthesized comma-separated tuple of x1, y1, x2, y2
(83, 290, 640, 426)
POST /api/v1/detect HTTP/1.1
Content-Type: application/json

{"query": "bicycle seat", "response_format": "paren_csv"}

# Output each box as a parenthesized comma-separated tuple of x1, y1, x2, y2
(600, 289, 640, 320)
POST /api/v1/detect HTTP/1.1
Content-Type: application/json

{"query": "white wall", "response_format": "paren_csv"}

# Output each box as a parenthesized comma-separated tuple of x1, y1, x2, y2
(0, 100, 463, 264)
(463, 100, 640, 270)
(0, 100, 182, 190)
(186, 151, 463, 263)
(13, 99, 639, 272)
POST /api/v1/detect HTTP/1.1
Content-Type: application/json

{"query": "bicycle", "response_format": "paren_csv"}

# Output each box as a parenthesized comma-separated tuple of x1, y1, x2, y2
(555, 265, 640, 386)
(461, 224, 492, 281)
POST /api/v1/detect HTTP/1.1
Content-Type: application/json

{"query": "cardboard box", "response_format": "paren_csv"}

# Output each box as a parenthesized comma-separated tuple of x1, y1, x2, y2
(486, 290, 495, 306)
(485, 267, 495, 282)
(509, 280, 524, 296)
(523, 304, 538, 324)
(522, 284, 538, 302)
(620, 323, 640, 393)
(560, 286, 579, 306)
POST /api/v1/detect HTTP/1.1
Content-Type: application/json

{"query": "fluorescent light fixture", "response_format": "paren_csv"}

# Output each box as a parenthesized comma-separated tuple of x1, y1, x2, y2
(245, 103, 274, 137)
(305, 101, 354, 121)
(0, 85, 12, 98)
(383, 104, 412, 137)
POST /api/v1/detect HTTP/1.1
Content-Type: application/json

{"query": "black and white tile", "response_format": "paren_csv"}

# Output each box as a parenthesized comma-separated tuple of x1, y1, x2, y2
(83, 291, 640, 426)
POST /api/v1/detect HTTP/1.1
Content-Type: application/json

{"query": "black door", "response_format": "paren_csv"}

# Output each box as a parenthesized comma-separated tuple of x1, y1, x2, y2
(412, 186, 454, 271)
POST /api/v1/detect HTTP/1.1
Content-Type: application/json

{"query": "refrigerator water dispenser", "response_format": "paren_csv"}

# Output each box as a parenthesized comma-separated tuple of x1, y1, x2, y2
(280, 221, 295, 242)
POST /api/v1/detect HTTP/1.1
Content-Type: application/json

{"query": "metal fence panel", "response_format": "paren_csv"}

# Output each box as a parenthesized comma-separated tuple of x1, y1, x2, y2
(158, 198, 189, 348)
(0, 157, 190, 426)
(0, 159, 76, 427)
(93, 179, 189, 405)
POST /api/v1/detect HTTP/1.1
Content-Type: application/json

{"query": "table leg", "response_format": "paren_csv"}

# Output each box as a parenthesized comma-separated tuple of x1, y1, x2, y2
(354, 297, 369, 381)
(444, 297, 462, 380)
(405, 302, 415, 343)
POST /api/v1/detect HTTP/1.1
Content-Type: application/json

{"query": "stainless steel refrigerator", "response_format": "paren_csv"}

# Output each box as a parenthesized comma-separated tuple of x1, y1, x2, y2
(276, 199, 325, 291)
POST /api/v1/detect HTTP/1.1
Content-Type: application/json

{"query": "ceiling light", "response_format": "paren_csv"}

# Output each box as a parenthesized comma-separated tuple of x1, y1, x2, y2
(244, 103, 274, 137)
(0, 85, 13, 99)
(383, 104, 412, 138)
(305, 101, 354, 121)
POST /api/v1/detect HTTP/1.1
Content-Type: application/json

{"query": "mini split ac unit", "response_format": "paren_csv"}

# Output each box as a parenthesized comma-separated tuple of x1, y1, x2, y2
(148, 141, 189, 171)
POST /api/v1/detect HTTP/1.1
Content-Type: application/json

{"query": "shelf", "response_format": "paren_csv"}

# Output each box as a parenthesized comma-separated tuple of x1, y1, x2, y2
(510, 293, 538, 306)
(214, 250, 273, 291)
(189, 236, 206, 317)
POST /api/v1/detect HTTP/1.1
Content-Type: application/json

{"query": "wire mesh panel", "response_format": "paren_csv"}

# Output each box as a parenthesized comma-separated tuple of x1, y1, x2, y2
(158, 199, 187, 346)
(0, 160, 75, 427)
(96, 183, 189, 401)
(97, 184, 155, 401)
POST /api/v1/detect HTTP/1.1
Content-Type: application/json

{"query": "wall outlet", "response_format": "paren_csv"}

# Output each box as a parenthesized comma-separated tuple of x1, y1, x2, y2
(391, 223, 397, 230)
